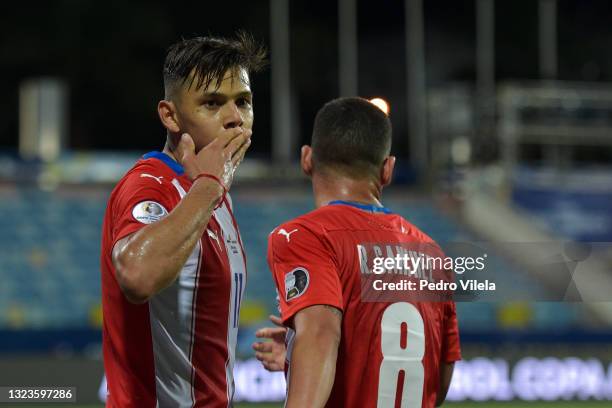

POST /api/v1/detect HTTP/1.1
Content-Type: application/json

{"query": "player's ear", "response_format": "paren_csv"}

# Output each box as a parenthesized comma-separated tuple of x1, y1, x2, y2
(158, 99, 181, 134)
(301, 145, 313, 177)
(381, 155, 395, 187)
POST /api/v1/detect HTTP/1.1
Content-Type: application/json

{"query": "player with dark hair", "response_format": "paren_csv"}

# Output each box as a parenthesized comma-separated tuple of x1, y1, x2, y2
(100, 33, 266, 407)
(254, 97, 461, 407)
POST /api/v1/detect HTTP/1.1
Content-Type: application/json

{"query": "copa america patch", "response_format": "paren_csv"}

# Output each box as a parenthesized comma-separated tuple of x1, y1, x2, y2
(285, 267, 310, 301)
(132, 201, 168, 224)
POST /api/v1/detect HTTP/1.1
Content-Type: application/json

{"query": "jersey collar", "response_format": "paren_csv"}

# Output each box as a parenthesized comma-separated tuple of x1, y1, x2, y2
(328, 200, 392, 214)
(143, 151, 184, 176)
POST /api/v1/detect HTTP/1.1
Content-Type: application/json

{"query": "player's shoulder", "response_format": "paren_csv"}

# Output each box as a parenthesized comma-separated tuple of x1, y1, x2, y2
(130, 155, 176, 180)
(268, 209, 329, 250)
(109, 153, 184, 206)
(396, 214, 437, 244)
(118, 154, 181, 189)
(272, 205, 336, 233)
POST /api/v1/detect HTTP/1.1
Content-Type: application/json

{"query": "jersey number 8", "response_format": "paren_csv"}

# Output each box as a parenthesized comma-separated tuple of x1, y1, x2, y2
(377, 302, 425, 408)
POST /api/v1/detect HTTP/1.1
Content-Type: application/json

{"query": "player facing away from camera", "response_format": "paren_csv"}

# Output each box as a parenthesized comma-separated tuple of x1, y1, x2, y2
(100, 34, 266, 408)
(254, 97, 461, 408)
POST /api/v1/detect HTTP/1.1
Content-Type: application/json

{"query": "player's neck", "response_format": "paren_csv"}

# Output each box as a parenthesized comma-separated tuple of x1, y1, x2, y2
(162, 140, 178, 162)
(312, 173, 383, 209)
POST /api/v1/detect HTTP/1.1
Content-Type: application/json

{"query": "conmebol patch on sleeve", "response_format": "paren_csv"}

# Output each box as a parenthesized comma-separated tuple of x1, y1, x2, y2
(132, 201, 168, 224)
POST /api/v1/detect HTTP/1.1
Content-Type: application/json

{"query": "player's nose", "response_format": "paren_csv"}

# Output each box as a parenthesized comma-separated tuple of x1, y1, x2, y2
(223, 102, 244, 129)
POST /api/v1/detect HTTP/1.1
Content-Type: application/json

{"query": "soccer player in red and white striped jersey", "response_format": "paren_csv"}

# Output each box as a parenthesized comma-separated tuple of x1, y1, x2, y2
(255, 97, 460, 408)
(100, 34, 266, 408)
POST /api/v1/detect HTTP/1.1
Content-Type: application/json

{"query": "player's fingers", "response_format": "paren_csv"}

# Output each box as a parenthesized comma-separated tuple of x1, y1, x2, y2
(262, 361, 277, 372)
(255, 352, 274, 363)
(271, 327, 286, 335)
(255, 327, 276, 338)
(223, 132, 250, 158)
(211, 128, 239, 150)
(257, 327, 285, 339)
(255, 354, 267, 365)
(220, 127, 249, 148)
(252, 342, 274, 353)
(231, 138, 251, 167)
(253, 343, 270, 353)
(235, 128, 252, 143)
(269, 315, 283, 327)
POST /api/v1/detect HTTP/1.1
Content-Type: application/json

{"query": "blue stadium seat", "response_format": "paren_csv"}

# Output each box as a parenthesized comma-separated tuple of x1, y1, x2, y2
(0, 188, 586, 332)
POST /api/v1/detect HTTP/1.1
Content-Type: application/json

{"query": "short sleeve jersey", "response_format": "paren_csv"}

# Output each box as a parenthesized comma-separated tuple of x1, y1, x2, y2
(100, 152, 246, 408)
(267, 201, 461, 408)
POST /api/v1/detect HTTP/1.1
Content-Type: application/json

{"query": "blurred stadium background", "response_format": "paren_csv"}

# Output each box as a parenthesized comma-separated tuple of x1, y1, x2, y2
(1, 0, 612, 406)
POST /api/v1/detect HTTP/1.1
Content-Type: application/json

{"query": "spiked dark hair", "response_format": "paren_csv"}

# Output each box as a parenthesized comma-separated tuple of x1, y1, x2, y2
(163, 31, 267, 98)
(311, 97, 392, 178)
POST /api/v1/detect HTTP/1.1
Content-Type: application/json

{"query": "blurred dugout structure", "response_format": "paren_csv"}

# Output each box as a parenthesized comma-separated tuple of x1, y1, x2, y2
(1, 0, 612, 404)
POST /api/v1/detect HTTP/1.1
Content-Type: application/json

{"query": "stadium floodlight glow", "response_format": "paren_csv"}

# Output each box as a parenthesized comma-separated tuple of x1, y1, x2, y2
(369, 97, 390, 115)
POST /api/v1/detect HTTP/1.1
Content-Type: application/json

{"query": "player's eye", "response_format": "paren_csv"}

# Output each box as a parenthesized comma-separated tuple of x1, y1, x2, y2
(236, 97, 252, 108)
(203, 100, 222, 108)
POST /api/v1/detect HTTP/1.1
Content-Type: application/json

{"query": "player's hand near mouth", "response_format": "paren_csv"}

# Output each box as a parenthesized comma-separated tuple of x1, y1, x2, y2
(174, 127, 252, 188)
(112, 128, 251, 304)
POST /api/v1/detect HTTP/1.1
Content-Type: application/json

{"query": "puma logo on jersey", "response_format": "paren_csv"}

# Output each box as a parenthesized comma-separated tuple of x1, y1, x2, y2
(278, 228, 298, 243)
(141, 173, 164, 184)
(207, 229, 222, 250)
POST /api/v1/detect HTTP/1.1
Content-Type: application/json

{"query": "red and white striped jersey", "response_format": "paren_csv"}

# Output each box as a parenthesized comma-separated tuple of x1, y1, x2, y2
(100, 151, 246, 408)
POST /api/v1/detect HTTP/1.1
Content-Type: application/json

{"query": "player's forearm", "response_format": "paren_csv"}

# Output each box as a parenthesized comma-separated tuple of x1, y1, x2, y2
(113, 178, 223, 303)
(286, 325, 339, 408)
(436, 362, 455, 406)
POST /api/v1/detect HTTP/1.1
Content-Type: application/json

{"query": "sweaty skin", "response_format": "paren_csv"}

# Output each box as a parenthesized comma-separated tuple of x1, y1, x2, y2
(284, 305, 342, 408)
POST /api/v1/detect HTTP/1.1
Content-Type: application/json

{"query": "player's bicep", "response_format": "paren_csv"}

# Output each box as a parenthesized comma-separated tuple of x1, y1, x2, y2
(111, 233, 134, 272)
(286, 304, 342, 408)
(293, 304, 342, 334)
(111, 232, 147, 301)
